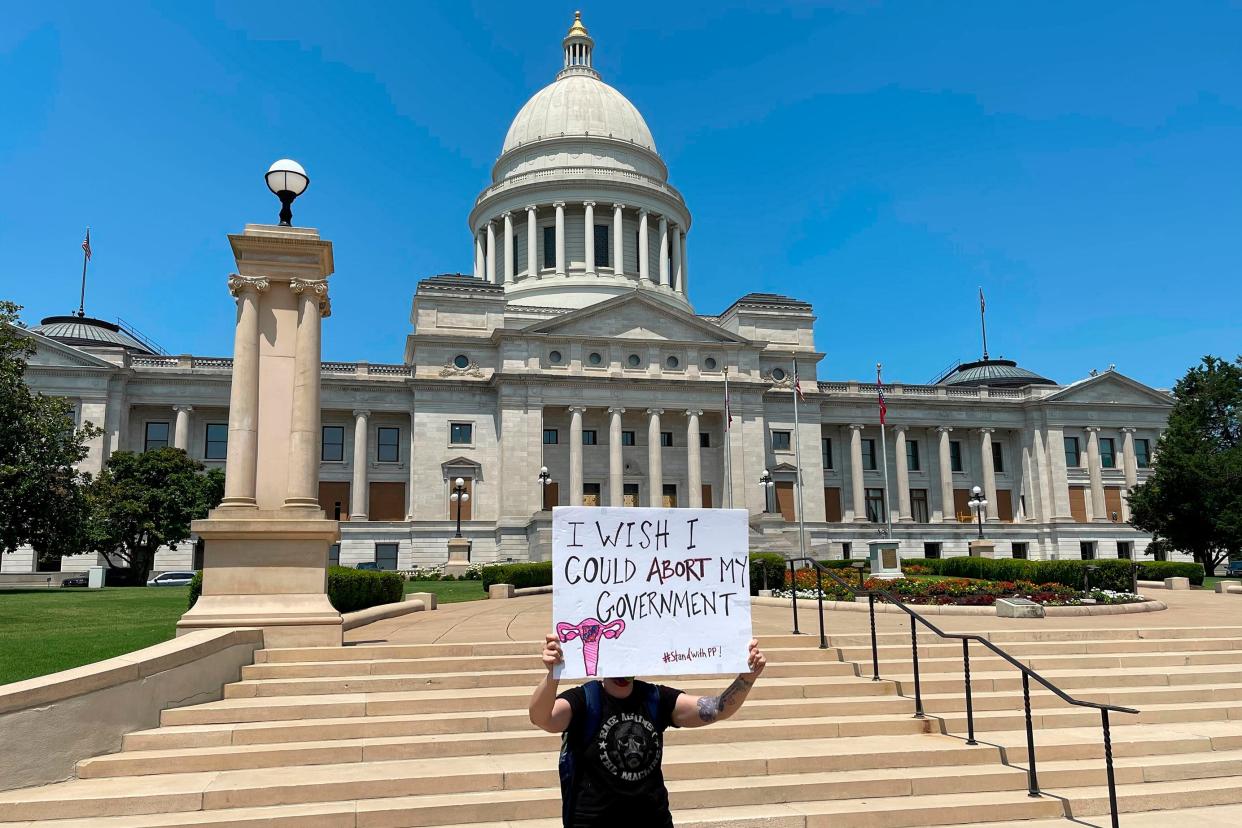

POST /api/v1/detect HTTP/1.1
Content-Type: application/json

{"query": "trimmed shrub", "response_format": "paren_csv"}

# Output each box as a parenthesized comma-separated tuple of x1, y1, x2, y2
(749, 553, 786, 595)
(188, 565, 403, 613)
(1136, 561, 1204, 585)
(481, 561, 554, 591)
(899, 556, 1203, 590)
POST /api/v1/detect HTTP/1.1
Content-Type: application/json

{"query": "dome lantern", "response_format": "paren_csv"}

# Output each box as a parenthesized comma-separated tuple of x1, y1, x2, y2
(559, 11, 597, 79)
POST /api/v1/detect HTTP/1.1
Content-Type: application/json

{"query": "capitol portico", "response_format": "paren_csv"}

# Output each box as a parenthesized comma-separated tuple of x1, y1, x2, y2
(9, 13, 1175, 574)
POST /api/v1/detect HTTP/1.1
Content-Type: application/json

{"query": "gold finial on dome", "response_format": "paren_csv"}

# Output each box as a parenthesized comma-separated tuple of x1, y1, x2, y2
(568, 11, 589, 37)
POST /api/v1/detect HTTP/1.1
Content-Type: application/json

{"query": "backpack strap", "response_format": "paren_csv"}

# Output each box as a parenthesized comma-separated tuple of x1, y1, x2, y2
(560, 681, 604, 828)
(645, 682, 664, 730)
(582, 680, 604, 749)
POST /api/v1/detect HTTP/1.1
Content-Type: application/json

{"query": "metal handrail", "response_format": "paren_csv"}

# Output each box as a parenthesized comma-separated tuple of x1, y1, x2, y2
(784, 557, 1138, 827)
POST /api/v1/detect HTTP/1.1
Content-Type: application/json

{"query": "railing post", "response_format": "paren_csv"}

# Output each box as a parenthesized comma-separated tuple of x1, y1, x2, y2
(910, 614, 924, 718)
(962, 639, 977, 745)
(868, 593, 880, 681)
(1102, 709, 1119, 828)
(1022, 672, 1041, 796)
(815, 567, 827, 649)
(789, 560, 801, 635)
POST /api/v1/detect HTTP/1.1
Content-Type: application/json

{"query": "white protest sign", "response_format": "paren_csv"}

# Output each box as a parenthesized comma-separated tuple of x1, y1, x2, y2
(552, 506, 751, 679)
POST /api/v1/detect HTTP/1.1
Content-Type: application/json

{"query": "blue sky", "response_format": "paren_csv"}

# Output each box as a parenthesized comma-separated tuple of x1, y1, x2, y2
(3, 1, 1239, 388)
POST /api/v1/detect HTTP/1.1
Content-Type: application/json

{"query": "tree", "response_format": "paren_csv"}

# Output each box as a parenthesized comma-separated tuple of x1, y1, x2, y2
(0, 300, 99, 572)
(1128, 355, 1242, 575)
(84, 448, 224, 582)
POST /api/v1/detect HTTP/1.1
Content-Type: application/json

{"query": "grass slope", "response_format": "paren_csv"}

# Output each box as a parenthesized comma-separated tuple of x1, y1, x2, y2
(403, 579, 488, 603)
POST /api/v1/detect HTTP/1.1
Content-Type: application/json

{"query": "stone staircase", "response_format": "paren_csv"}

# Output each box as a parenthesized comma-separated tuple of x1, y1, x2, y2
(4, 626, 1242, 826)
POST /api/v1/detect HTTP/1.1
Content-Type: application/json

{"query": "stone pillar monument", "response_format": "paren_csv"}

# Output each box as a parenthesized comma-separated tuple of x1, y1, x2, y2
(178, 224, 343, 647)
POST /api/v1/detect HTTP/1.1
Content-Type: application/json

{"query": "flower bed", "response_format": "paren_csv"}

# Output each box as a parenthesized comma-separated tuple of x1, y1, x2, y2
(776, 571, 1145, 606)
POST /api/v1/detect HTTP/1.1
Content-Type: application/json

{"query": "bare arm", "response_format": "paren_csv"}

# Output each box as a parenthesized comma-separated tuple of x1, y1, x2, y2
(673, 638, 767, 728)
(529, 633, 574, 733)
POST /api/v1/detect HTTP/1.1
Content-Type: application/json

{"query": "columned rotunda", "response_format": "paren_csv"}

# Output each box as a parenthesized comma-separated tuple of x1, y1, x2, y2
(11, 14, 1174, 574)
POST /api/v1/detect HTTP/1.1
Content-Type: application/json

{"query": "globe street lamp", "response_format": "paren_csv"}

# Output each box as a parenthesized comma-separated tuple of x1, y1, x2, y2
(967, 485, 988, 539)
(759, 469, 775, 513)
(537, 466, 553, 510)
(265, 159, 310, 226)
(450, 477, 469, 539)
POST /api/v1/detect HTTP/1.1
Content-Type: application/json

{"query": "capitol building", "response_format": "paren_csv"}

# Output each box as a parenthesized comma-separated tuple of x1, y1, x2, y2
(14, 14, 1175, 574)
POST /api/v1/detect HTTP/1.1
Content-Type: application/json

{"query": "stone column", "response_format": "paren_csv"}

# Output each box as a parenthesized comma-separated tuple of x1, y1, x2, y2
(936, 426, 954, 523)
(568, 405, 586, 506)
(658, 215, 670, 286)
(1085, 426, 1107, 521)
(893, 426, 912, 521)
(647, 408, 664, 506)
(978, 428, 999, 521)
(679, 231, 688, 294)
(686, 409, 703, 508)
(849, 424, 867, 522)
(221, 275, 268, 507)
(406, 408, 417, 520)
(608, 407, 625, 506)
(554, 202, 566, 277)
(502, 212, 514, 284)
(350, 409, 370, 520)
(474, 231, 484, 280)
(583, 201, 596, 275)
(671, 225, 683, 292)
(284, 278, 328, 509)
(525, 205, 538, 278)
(173, 405, 193, 451)
(612, 203, 625, 276)
(485, 220, 497, 284)
(1045, 427, 1073, 521)
(1121, 427, 1137, 521)
(1032, 426, 1052, 523)
(638, 209, 650, 282)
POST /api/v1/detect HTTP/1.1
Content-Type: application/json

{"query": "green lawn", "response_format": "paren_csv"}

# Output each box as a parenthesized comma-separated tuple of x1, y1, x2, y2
(0, 587, 188, 686)
(404, 579, 488, 604)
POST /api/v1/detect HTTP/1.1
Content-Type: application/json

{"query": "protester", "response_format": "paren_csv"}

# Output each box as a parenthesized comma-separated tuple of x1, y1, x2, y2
(529, 633, 767, 827)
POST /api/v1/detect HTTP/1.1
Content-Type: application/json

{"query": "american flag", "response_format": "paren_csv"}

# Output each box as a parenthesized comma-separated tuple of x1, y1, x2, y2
(979, 286, 985, 314)
(81, 229, 92, 262)
(793, 370, 806, 402)
(724, 390, 732, 431)
(876, 364, 887, 425)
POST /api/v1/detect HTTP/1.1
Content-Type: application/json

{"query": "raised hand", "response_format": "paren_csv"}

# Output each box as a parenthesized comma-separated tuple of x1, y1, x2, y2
(542, 633, 564, 672)
(743, 638, 767, 681)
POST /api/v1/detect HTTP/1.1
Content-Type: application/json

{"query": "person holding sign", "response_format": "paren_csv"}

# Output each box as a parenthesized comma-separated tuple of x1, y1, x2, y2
(529, 633, 767, 828)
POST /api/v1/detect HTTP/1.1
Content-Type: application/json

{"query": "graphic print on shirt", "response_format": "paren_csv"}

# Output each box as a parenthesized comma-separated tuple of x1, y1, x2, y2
(597, 711, 661, 782)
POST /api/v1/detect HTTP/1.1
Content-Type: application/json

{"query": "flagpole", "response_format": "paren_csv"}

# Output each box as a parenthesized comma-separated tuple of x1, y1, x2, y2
(724, 369, 734, 508)
(792, 358, 807, 558)
(979, 287, 989, 360)
(78, 227, 90, 318)
(878, 362, 893, 538)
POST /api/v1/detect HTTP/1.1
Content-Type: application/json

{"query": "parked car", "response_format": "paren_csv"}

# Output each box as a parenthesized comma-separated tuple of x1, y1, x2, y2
(60, 574, 89, 588)
(355, 561, 379, 571)
(1226, 560, 1242, 577)
(146, 571, 197, 587)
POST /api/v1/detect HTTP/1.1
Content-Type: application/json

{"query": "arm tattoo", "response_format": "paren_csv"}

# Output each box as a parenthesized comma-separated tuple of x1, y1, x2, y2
(697, 676, 753, 723)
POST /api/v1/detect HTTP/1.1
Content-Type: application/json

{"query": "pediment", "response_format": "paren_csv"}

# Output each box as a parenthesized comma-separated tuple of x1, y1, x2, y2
(520, 293, 747, 344)
(1045, 372, 1172, 407)
(16, 327, 119, 370)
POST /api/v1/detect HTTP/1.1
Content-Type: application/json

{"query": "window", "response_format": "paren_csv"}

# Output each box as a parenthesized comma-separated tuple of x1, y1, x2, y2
(594, 224, 610, 268)
(449, 422, 473, 445)
(906, 439, 920, 471)
(660, 432, 673, 448)
(662, 484, 678, 507)
(842, 541, 853, 559)
(699, 432, 710, 449)
(821, 437, 833, 470)
(376, 427, 400, 463)
(583, 483, 601, 506)
(582, 430, 598, 446)
(911, 489, 929, 523)
(665, 355, 680, 370)
(453, 354, 469, 369)
(771, 368, 786, 381)
(144, 421, 170, 451)
(627, 354, 641, 368)
(1117, 540, 1133, 560)
(862, 439, 877, 470)
(548, 350, 563, 365)
(375, 543, 398, 571)
(991, 442, 1004, 474)
(1080, 541, 1096, 561)
(1099, 437, 1116, 469)
(865, 488, 886, 523)
(703, 357, 718, 371)
(543, 429, 559, 445)
(542, 226, 555, 268)
(205, 423, 228, 460)
(1065, 436, 1081, 468)
(328, 544, 340, 567)
(623, 482, 639, 505)
(950, 440, 963, 472)
(772, 431, 791, 451)
(322, 426, 345, 461)
(621, 430, 635, 447)
(1012, 542, 1029, 560)
(588, 352, 603, 366)
(924, 542, 942, 560)
(1135, 438, 1151, 468)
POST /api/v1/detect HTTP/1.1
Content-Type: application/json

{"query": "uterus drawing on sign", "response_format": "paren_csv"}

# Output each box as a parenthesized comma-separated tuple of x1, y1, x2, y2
(556, 618, 626, 676)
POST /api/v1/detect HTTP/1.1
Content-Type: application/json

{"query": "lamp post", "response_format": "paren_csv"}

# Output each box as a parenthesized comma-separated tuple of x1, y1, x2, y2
(851, 559, 867, 588)
(759, 469, 775, 513)
(537, 466, 553, 510)
(967, 485, 988, 539)
(265, 159, 310, 226)
(449, 477, 469, 539)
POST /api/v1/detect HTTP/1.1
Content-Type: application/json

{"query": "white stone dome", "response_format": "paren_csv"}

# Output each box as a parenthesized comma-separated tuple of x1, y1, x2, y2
(502, 73, 657, 155)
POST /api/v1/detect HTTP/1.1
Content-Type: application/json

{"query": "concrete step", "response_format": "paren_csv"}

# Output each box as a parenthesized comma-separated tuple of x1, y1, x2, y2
(834, 638, 1242, 661)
